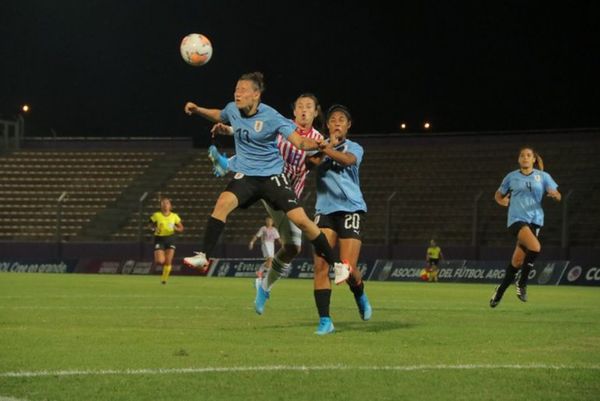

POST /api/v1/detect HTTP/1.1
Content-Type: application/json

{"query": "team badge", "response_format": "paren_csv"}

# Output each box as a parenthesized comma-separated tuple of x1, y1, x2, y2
(254, 120, 264, 132)
(534, 174, 541, 182)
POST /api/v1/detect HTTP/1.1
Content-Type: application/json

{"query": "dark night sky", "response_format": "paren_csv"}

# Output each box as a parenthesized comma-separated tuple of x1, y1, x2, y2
(1, 1, 599, 144)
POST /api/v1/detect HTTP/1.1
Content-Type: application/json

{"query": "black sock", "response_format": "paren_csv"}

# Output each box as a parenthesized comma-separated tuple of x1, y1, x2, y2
(314, 289, 331, 318)
(270, 256, 285, 274)
(203, 216, 225, 258)
(518, 250, 540, 287)
(311, 232, 334, 266)
(347, 276, 364, 300)
(498, 264, 519, 295)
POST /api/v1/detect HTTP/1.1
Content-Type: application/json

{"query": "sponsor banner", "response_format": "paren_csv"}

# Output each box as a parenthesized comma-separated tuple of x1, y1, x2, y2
(206, 258, 375, 280)
(368, 260, 433, 281)
(209, 259, 265, 278)
(75, 259, 123, 274)
(0, 259, 77, 273)
(75, 259, 204, 276)
(121, 260, 154, 275)
(559, 264, 600, 286)
(368, 260, 568, 285)
(287, 259, 373, 280)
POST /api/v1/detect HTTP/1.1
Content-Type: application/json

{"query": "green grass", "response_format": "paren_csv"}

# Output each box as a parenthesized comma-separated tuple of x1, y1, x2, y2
(0, 273, 599, 401)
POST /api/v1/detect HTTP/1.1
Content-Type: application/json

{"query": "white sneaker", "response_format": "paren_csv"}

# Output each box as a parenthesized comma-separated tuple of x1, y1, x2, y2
(333, 262, 351, 285)
(183, 252, 208, 270)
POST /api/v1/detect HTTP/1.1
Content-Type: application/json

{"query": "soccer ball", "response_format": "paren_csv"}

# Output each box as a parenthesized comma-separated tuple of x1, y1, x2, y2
(180, 33, 213, 66)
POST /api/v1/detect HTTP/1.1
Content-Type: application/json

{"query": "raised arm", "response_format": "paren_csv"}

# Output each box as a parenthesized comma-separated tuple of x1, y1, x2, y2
(184, 102, 223, 122)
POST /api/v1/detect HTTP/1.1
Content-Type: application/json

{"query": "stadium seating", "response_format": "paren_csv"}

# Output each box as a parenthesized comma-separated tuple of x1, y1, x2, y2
(0, 150, 162, 240)
(1, 131, 598, 249)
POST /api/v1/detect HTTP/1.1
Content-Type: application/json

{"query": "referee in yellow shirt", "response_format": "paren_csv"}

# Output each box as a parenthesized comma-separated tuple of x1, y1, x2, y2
(425, 239, 444, 282)
(150, 198, 184, 284)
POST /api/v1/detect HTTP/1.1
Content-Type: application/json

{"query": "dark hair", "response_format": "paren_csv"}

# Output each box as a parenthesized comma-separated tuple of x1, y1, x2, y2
(293, 93, 324, 132)
(239, 71, 265, 93)
(519, 146, 544, 171)
(326, 104, 352, 122)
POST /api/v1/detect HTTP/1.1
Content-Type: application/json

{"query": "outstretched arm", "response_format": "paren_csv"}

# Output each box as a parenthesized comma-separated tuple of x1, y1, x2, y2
(184, 102, 222, 122)
(286, 131, 320, 152)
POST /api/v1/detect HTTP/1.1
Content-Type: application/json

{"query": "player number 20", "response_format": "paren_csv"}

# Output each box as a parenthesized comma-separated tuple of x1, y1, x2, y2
(344, 213, 360, 230)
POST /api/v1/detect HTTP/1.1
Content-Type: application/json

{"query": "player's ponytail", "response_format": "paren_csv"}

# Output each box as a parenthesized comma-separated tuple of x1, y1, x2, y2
(534, 152, 544, 171)
(240, 71, 265, 93)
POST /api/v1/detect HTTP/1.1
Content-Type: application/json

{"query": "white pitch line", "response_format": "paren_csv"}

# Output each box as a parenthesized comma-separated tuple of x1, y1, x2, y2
(1, 364, 599, 378)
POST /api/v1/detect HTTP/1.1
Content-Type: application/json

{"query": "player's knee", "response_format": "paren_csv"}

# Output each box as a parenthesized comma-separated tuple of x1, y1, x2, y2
(292, 219, 311, 233)
(530, 242, 541, 253)
(314, 261, 329, 278)
(512, 256, 524, 268)
(213, 194, 237, 217)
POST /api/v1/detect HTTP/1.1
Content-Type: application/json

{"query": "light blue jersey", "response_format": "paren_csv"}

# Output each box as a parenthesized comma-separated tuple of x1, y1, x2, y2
(315, 139, 367, 215)
(220, 102, 296, 176)
(498, 169, 558, 227)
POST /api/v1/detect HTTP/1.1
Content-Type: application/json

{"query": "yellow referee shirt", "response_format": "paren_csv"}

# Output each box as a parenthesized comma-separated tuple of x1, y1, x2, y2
(150, 212, 181, 236)
(427, 246, 442, 259)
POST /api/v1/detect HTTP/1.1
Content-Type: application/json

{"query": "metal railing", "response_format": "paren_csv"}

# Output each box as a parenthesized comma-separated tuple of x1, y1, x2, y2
(56, 192, 68, 258)
(0, 116, 24, 150)
(138, 192, 148, 259)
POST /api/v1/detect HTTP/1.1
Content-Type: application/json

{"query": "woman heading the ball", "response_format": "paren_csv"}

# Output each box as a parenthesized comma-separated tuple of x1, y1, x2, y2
(182, 72, 351, 320)
(490, 146, 561, 307)
(207, 93, 330, 316)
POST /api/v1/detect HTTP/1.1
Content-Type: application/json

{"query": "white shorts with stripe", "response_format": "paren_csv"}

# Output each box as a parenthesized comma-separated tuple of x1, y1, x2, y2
(261, 242, 275, 258)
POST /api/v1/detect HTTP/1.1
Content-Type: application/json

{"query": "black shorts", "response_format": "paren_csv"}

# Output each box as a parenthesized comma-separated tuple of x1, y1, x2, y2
(225, 173, 301, 213)
(428, 258, 439, 266)
(314, 211, 365, 240)
(154, 236, 176, 251)
(509, 221, 541, 237)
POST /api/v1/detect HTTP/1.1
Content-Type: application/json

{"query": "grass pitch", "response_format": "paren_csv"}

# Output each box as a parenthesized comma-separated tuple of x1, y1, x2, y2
(0, 273, 599, 401)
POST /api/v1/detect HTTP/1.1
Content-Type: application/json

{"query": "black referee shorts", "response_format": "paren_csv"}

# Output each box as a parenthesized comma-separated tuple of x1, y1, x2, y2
(154, 235, 176, 250)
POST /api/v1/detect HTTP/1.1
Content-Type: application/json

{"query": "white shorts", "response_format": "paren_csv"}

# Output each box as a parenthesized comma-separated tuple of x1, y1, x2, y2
(261, 200, 302, 247)
(261, 242, 275, 258)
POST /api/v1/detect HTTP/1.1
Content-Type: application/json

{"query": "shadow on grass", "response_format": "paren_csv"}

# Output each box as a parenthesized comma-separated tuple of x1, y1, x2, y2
(258, 319, 415, 333)
(334, 320, 416, 333)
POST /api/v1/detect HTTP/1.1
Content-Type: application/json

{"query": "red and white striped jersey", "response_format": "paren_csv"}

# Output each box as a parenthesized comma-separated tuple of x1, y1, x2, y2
(277, 125, 323, 198)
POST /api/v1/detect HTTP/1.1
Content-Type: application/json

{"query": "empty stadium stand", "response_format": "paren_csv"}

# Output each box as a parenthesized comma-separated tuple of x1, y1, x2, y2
(1, 130, 598, 252)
